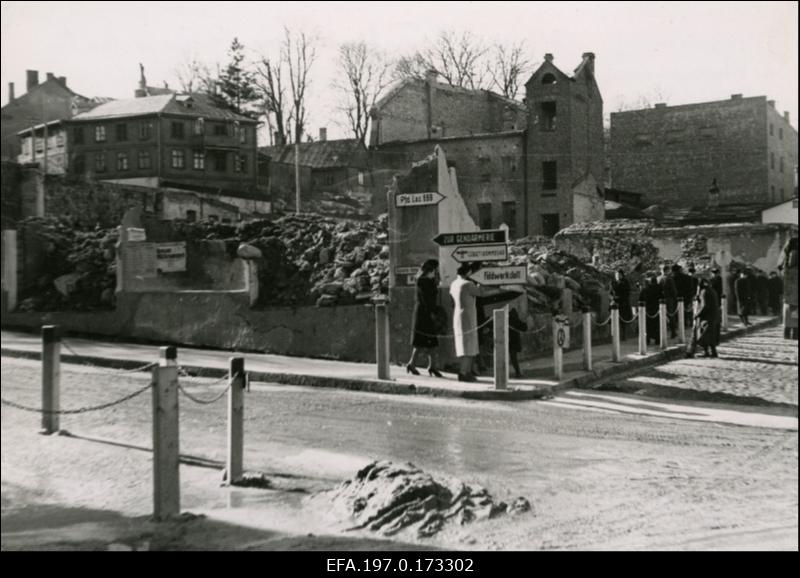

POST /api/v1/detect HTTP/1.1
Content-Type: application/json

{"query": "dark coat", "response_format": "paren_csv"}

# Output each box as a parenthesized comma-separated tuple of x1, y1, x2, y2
(508, 311, 527, 353)
(694, 285, 720, 347)
(768, 276, 784, 310)
(673, 271, 694, 305)
(411, 276, 439, 348)
(734, 275, 754, 316)
(611, 277, 631, 310)
(641, 281, 663, 338)
(658, 273, 678, 310)
(711, 275, 724, 300)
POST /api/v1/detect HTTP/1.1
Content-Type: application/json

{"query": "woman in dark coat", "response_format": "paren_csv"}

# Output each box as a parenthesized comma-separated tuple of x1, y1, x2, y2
(611, 269, 632, 340)
(687, 278, 720, 358)
(640, 275, 663, 345)
(407, 259, 443, 377)
(734, 269, 753, 326)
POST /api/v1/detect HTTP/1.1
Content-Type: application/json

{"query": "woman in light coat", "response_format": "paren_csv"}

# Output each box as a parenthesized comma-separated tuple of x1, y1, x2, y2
(450, 263, 482, 382)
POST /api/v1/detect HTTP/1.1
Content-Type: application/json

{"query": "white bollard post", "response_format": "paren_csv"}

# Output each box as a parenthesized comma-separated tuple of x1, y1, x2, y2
(582, 308, 592, 371)
(677, 298, 686, 344)
(659, 299, 668, 350)
(493, 307, 508, 390)
(375, 301, 390, 380)
(553, 318, 564, 381)
(40, 325, 60, 435)
(226, 357, 245, 485)
(638, 302, 647, 355)
(152, 345, 180, 521)
(611, 305, 621, 362)
(720, 294, 729, 331)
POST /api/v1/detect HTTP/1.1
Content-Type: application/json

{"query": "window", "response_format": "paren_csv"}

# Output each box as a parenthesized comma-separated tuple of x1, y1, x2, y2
(208, 214, 219, 223)
(116, 123, 128, 141)
(234, 154, 247, 173)
(193, 118, 204, 136)
(186, 210, 197, 223)
(73, 127, 84, 145)
(239, 125, 247, 144)
(211, 151, 227, 172)
(770, 152, 775, 170)
(541, 73, 557, 85)
(95, 153, 106, 172)
(779, 127, 784, 140)
(94, 125, 106, 142)
(213, 123, 228, 136)
(540, 101, 557, 131)
(358, 171, 365, 186)
(502, 156, 517, 173)
(171, 149, 185, 169)
(72, 154, 85, 174)
(22, 139, 31, 155)
(139, 121, 152, 140)
(770, 123, 774, 136)
(542, 213, 560, 237)
(771, 185, 775, 198)
(542, 161, 558, 190)
(193, 151, 205, 170)
(781, 187, 785, 198)
(478, 202, 492, 230)
(138, 150, 151, 169)
(502, 201, 517, 240)
(171, 121, 185, 139)
(780, 157, 784, 173)
(56, 132, 65, 147)
(116, 152, 128, 171)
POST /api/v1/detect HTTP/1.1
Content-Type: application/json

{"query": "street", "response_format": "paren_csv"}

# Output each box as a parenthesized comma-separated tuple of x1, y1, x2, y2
(1, 325, 797, 550)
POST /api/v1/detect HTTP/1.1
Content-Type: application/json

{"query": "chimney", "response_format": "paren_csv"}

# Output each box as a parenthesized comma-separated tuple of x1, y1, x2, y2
(8, 82, 14, 103)
(730, 94, 742, 100)
(46, 72, 55, 81)
(26, 70, 39, 91)
(274, 131, 285, 146)
(319, 127, 327, 142)
(767, 99, 775, 108)
(426, 69, 437, 139)
(544, 53, 554, 62)
(581, 52, 595, 73)
(425, 69, 437, 85)
(654, 103, 667, 109)
(784, 111, 790, 123)
(58, 76, 66, 86)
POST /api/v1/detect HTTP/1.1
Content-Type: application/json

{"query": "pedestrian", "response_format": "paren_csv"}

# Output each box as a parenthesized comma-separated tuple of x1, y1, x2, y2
(508, 307, 527, 378)
(450, 263, 486, 382)
(755, 271, 770, 316)
(671, 263, 694, 329)
(640, 275, 663, 345)
(686, 263, 699, 326)
(406, 259, 444, 377)
(734, 269, 754, 326)
(768, 271, 784, 316)
(710, 268, 724, 301)
(687, 278, 720, 358)
(611, 269, 631, 340)
(657, 264, 678, 338)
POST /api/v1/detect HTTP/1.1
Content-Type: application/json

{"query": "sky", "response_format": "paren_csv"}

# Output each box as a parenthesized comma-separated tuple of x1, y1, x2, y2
(2, 1, 797, 142)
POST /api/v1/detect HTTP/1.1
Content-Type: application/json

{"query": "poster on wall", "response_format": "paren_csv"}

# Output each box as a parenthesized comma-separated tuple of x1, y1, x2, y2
(156, 242, 187, 273)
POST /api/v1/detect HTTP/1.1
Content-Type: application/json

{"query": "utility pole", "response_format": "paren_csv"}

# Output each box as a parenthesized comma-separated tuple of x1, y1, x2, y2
(295, 139, 300, 213)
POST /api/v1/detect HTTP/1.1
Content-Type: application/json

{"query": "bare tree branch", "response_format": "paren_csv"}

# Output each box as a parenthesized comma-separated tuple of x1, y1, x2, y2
(283, 27, 317, 144)
(486, 41, 531, 99)
(395, 31, 489, 90)
(175, 58, 215, 94)
(254, 56, 288, 145)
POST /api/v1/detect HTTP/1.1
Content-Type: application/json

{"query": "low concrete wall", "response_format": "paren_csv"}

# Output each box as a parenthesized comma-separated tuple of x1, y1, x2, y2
(2, 291, 377, 362)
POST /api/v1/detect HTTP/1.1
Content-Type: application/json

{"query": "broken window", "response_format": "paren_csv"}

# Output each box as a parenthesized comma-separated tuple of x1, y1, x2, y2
(502, 201, 517, 240)
(478, 203, 492, 230)
(171, 121, 185, 139)
(542, 213, 560, 237)
(116, 123, 128, 142)
(186, 210, 197, 223)
(542, 161, 558, 190)
(541, 73, 557, 85)
(502, 156, 517, 173)
(540, 101, 557, 131)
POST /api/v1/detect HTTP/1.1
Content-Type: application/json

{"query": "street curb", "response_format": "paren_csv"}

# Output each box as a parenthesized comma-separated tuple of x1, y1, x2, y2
(0, 348, 551, 402)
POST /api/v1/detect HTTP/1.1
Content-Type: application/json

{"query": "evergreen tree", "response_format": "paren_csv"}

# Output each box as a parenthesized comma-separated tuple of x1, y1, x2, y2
(216, 37, 259, 118)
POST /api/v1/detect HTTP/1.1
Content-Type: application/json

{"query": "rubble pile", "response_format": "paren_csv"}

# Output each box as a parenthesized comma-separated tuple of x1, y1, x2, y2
(17, 218, 118, 312)
(320, 461, 530, 539)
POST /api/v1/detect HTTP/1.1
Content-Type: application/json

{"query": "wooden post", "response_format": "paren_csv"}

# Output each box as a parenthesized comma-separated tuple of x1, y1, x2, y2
(2, 229, 18, 313)
(582, 308, 592, 371)
(40, 325, 60, 435)
(677, 298, 686, 344)
(493, 306, 509, 390)
(152, 345, 180, 521)
(553, 318, 564, 381)
(226, 357, 245, 485)
(720, 294, 729, 331)
(659, 299, 668, 350)
(638, 301, 647, 355)
(611, 304, 621, 362)
(375, 301, 390, 380)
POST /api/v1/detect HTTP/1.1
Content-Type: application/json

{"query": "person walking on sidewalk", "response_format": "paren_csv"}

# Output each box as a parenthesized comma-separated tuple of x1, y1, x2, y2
(611, 269, 632, 340)
(508, 308, 527, 378)
(658, 264, 678, 339)
(768, 271, 784, 316)
(407, 259, 444, 377)
(688, 278, 720, 358)
(734, 269, 754, 326)
(640, 274, 663, 345)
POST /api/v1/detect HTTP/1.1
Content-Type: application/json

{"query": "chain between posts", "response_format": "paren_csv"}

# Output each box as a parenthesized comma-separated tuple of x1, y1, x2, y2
(1, 381, 154, 414)
(61, 340, 157, 374)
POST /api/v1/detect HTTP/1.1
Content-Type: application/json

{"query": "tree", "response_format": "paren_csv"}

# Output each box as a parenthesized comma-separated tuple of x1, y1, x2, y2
(175, 57, 216, 94)
(254, 56, 288, 145)
(396, 31, 488, 90)
(216, 38, 259, 118)
(486, 41, 531, 100)
(283, 28, 317, 144)
(335, 42, 393, 145)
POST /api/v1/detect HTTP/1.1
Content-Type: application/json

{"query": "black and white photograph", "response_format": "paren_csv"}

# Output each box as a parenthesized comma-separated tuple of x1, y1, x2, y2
(0, 0, 797, 556)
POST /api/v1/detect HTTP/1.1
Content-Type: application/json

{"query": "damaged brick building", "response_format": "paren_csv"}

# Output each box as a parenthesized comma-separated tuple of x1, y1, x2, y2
(370, 52, 605, 237)
(610, 95, 798, 210)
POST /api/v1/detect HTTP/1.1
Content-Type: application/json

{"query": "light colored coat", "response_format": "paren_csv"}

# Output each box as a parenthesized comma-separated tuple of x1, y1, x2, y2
(450, 276, 480, 357)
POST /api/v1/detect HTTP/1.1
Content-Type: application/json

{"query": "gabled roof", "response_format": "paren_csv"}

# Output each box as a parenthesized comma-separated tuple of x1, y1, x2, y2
(260, 139, 368, 169)
(1, 77, 85, 111)
(373, 77, 526, 114)
(71, 93, 256, 123)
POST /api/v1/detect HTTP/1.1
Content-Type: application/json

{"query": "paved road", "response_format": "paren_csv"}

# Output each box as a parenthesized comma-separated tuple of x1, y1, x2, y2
(2, 352, 797, 550)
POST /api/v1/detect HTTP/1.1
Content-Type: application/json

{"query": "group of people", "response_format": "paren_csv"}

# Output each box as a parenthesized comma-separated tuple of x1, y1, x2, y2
(406, 260, 525, 382)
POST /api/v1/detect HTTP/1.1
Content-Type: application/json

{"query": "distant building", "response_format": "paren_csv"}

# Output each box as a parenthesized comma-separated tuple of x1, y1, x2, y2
(610, 95, 799, 209)
(762, 197, 798, 226)
(371, 53, 605, 238)
(16, 120, 68, 174)
(1, 70, 88, 160)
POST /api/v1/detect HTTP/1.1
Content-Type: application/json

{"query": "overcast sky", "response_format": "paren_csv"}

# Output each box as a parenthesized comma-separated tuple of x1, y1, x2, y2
(2, 1, 797, 142)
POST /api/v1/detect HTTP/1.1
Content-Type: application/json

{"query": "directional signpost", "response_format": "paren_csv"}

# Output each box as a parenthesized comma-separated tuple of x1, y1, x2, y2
(469, 265, 527, 286)
(395, 191, 446, 208)
(452, 244, 508, 263)
(433, 229, 507, 247)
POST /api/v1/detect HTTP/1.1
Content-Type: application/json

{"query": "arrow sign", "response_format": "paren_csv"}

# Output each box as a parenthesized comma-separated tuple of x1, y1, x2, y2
(433, 229, 507, 247)
(451, 244, 508, 263)
(469, 265, 527, 286)
(395, 191, 446, 208)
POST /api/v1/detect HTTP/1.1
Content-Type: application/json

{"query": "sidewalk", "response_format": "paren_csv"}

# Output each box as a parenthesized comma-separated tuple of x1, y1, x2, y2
(0, 316, 779, 402)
